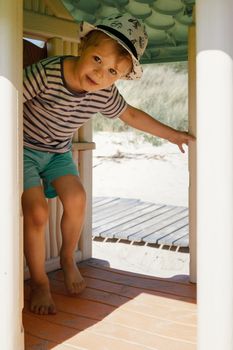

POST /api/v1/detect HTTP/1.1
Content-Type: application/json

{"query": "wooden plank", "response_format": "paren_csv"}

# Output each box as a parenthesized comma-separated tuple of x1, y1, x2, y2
(26, 278, 193, 339)
(52, 276, 195, 311)
(93, 197, 123, 215)
(72, 141, 96, 151)
(93, 197, 116, 207)
(24, 261, 197, 350)
(24, 333, 58, 350)
(119, 287, 196, 309)
(23, 10, 78, 41)
(48, 199, 58, 258)
(51, 271, 195, 305)
(93, 202, 153, 230)
(53, 344, 84, 350)
(93, 197, 120, 211)
(93, 203, 166, 237)
(142, 214, 189, 244)
(67, 330, 158, 350)
(89, 321, 196, 350)
(72, 265, 196, 299)
(112, 206, 185, 241)
(93, 197, 139, 217)
(122, 298, 196, 325)
(157, 223, 189, 245)
(174, 234, 189, 247)
(23, 313, 79, 344)
(25, 282, 198, 349)
(128, 207, 186, 243)
(93, 196, 106, 204)
(93, 196, 119, 206)
(25, 287, 115, 320)
(23, 297, 100, 331)
(48, 279, 130, 307)
(92, 197, 190, 247)
(52, 268, 196, 304)
(102, 308, 196, 344)
(93, 198, 143, 224)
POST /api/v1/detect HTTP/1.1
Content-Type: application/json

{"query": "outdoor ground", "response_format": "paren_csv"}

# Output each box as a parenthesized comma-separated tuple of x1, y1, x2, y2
(92, 132, 190, 278)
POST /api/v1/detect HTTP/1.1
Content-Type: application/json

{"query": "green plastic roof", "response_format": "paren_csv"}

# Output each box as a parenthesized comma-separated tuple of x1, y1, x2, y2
(61, 0, 195, 64)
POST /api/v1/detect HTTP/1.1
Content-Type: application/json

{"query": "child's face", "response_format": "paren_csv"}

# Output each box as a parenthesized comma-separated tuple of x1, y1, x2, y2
(73, 38, 132, 92)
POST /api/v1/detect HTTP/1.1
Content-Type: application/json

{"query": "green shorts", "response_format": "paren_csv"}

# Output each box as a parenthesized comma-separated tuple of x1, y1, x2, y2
(24, 147, 79, 198)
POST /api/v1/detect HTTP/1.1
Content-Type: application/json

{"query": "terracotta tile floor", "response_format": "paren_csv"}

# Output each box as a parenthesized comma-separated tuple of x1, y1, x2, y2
(24, 258, 196, 350)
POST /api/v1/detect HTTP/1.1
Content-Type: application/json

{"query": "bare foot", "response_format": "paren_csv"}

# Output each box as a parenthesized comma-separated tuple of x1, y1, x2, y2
(61, 256, 86, 295)
(30, 280, 56, 315)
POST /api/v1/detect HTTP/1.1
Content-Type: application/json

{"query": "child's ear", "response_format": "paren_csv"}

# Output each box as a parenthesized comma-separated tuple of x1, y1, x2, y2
(78, 37, 87, 55)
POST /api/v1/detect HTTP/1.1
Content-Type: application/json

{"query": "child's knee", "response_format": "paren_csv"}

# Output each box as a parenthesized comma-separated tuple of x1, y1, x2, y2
(64, 184, 86, 212)
(71, 184, 86, 210)
(25, 202, 49, 227)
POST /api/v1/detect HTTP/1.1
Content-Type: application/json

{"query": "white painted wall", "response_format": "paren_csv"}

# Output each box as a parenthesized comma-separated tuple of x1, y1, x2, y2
(196, 0, 233, 349)
(0, 0, 24, 349)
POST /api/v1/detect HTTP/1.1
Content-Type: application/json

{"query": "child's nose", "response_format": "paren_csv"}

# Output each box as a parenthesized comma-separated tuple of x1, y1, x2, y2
(94, 67, 103, 79)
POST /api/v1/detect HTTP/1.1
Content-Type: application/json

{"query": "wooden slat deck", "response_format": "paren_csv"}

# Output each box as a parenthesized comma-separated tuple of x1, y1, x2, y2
(24, 259, 197, 350)
(93, 197, 189, 248)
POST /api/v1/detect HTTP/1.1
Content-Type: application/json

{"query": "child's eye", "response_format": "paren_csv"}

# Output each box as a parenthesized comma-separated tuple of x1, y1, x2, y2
(109, 68, 117, 76)
(94, 56, 101, 63)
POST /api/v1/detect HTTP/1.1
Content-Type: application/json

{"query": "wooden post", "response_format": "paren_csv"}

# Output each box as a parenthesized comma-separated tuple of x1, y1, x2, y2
(47, 37, 63, 56)
(188, 21, 197, 283)
(78, 120, 93, 260)
(196, 0, 233, 348)
(0, 0, 24, 349)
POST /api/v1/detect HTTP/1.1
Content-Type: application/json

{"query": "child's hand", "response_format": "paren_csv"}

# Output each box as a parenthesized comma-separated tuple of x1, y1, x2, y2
(169, 130, 195, 153)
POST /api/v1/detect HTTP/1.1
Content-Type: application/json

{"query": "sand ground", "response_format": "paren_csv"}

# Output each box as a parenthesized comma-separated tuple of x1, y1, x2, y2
(93, 131, 189, 207)
(92, 132, 190, 277)
(92, 240, 190, 278)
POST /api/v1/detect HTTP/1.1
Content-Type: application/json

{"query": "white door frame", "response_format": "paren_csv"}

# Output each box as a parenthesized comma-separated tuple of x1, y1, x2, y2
(0, 0, 24, 349)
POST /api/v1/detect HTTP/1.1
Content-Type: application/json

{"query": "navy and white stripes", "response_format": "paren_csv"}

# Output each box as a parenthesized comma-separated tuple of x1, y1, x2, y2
(23, 56, 127, 153)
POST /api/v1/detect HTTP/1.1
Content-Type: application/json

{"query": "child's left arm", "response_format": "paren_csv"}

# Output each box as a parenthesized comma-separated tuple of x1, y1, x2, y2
(119, 104, 195, 153)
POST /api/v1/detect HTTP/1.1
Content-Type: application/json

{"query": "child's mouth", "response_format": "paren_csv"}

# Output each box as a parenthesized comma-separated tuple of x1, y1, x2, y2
(86, 75, 98, 86)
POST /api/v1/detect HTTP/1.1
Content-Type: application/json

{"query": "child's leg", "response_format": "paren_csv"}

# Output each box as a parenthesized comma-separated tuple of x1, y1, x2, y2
(52, 174, 86, 294)
(22, 186, 56, 314)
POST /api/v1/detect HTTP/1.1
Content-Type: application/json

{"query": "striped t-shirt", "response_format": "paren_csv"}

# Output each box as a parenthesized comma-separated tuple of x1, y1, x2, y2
(23, 56, 127, 153)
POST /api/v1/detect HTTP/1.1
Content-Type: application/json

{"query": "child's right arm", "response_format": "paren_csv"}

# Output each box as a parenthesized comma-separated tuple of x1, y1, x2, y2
(119, 104, 195, 153)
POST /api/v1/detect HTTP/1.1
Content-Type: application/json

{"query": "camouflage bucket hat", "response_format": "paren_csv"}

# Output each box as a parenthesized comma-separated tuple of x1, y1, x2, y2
(79, 13, 148, 80)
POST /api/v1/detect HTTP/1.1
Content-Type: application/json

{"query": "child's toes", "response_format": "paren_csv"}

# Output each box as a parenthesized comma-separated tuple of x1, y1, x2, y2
(49, 304, 57, 314)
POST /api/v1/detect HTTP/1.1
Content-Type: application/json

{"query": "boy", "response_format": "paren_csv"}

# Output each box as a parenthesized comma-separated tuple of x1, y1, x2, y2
(23, 13, 194, 315)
